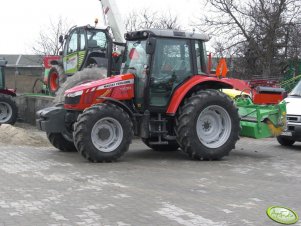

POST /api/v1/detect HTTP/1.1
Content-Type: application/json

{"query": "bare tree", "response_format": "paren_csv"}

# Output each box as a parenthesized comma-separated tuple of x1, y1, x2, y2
(125, 9, 181, 32)
(197, 0, 301, 78)
(33, 17, 70, 56)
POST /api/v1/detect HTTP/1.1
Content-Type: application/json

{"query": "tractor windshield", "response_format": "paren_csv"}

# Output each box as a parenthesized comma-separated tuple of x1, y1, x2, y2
(122, 40, 148, 106)
(86, 29, 107, 49)
(122, 40, 148, 75)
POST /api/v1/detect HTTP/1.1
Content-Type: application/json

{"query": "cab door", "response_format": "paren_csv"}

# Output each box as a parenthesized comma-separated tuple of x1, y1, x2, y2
(148, 38, 193, 110)
(63, 29, 79, 75)
(78, 28, 87, 69)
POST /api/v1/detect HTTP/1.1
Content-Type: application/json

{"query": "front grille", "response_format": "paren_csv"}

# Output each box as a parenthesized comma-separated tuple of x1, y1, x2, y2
(287, 115, 301, 123)
(65, 96, 81, 105)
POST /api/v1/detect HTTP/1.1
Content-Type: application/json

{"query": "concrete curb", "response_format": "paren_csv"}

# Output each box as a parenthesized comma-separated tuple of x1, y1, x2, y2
(16, 94, 54, 125)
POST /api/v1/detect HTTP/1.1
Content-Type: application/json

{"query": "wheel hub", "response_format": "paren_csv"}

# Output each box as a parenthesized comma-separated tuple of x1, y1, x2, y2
(98, 127, 111, 141)
(196, 105, 232, 148)
(91, 117, 123, 153)
(202, 121, 212, 131)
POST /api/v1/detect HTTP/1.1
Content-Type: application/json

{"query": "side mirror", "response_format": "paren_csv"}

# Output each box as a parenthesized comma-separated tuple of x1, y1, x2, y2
(146, 37, 156, 55)
(59, 35, 64, 44)
(59, 51, 63, 56)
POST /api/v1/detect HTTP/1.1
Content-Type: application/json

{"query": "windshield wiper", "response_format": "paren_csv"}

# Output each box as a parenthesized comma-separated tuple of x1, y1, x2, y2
(289, 94, 301, 97)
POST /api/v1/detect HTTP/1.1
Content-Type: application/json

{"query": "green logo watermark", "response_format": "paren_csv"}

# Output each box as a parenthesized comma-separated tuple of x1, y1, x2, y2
(267, 206, 299, 225)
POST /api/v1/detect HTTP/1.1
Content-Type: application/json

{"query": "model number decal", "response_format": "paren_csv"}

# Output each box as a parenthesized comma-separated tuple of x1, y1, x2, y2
(97, 79, 134, 90)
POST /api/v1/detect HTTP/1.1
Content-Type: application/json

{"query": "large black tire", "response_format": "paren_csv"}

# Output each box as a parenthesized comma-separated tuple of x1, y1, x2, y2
(54, 67, 107, 104)
(73, 103, 133, 162)
(277, 136, 295, 146)
(142, 138, 179, 151)
(0, 94, 18, 125)
(46, 132, 77, 152)
(47, 65, 64, 95)
(176, 90, 240, 160)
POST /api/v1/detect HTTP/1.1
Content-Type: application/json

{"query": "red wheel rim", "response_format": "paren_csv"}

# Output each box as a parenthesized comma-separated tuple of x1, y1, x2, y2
(49, 71, 59, 92)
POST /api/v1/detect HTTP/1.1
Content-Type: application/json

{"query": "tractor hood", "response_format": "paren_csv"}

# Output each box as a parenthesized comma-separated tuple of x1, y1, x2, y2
(64, 73, 135, 110)
(65, 73, 135, 96)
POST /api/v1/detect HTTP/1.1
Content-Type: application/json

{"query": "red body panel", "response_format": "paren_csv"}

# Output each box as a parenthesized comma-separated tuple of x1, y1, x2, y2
(64, 74, 135, 110)
(223, 78, 251, 93)
(166, 75, 237, 114)
(248, 79, 279, 89)
(0, 89, 16, 97)
(253, 92, 283, 104)
(43, 55, 60, 69)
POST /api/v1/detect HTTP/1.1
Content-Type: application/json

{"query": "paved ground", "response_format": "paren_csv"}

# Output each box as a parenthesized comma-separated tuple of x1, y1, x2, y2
(0, 127, 300, 225)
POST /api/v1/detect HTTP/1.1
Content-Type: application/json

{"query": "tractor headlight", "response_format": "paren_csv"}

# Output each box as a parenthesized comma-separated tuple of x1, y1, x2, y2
(65, 90, 83, 105)
(65, 90, 83, 97)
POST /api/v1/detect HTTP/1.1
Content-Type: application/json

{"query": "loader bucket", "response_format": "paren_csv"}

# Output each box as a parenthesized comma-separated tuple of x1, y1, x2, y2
(236, 98, 286, 139)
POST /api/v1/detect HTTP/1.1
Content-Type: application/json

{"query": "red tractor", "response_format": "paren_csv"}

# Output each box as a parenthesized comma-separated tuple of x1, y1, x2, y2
(37, 29, 241, 161)
(0, 58, 18, 124)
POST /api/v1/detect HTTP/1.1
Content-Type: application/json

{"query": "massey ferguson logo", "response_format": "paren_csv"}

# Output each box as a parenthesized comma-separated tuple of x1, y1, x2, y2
(97, 79, 134, 90)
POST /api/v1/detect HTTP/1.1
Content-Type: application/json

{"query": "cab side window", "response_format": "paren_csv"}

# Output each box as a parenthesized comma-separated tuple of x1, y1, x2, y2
(195, 40, 207, 74)
(67, 31, 78, 54)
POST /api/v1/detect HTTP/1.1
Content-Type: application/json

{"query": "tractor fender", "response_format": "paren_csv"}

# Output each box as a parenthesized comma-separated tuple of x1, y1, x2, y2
(97, 97, 135, 120)
(50, 60, 63, 67)
(0, 89, 16, 97)
(166, 75, 234, 115)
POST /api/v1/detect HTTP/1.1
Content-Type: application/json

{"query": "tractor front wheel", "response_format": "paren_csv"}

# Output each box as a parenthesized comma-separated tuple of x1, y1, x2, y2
(0, 94, 18, 125)
(73, 103, 133, 162)
(176, 90, 240, 160)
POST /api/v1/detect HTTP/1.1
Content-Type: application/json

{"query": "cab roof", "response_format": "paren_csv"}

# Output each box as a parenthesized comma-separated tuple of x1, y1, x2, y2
(125, 29, 210, 42)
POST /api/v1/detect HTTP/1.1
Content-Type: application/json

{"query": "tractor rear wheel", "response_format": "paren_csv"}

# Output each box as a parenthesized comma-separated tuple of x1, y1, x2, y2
(46, 132, 76, 152)
(54, 67, 107, 104)
(0, 94, 18, 125)
(47, 65, 64, 95)
(176, 90, 240, 160)
(142, 138, 179, 151)
(276, 136, 295, 146)
(73, 103, 133, 162)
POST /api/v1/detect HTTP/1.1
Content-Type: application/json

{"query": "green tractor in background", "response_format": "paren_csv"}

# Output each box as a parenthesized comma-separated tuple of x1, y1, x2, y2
(44, 25, 124, 99)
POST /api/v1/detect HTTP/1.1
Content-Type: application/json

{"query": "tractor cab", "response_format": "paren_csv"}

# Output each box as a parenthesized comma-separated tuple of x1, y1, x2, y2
(0, 58, 7, 90)
(45, 25, 125, 95)
(121, 29, 209, 112)
(60, 25, 114, 75)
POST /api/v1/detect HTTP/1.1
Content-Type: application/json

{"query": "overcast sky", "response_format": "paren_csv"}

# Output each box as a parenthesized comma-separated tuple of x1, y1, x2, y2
(0, 0, 202, 54)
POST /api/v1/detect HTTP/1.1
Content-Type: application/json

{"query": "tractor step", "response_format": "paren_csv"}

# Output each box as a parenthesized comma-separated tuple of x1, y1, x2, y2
(149, 130, 168, 135)
(150, 119, 167, 123)
(149, 141, 169, 145)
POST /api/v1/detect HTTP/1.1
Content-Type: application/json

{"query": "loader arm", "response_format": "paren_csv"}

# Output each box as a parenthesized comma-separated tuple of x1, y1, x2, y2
(99, 0, 126, 43)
